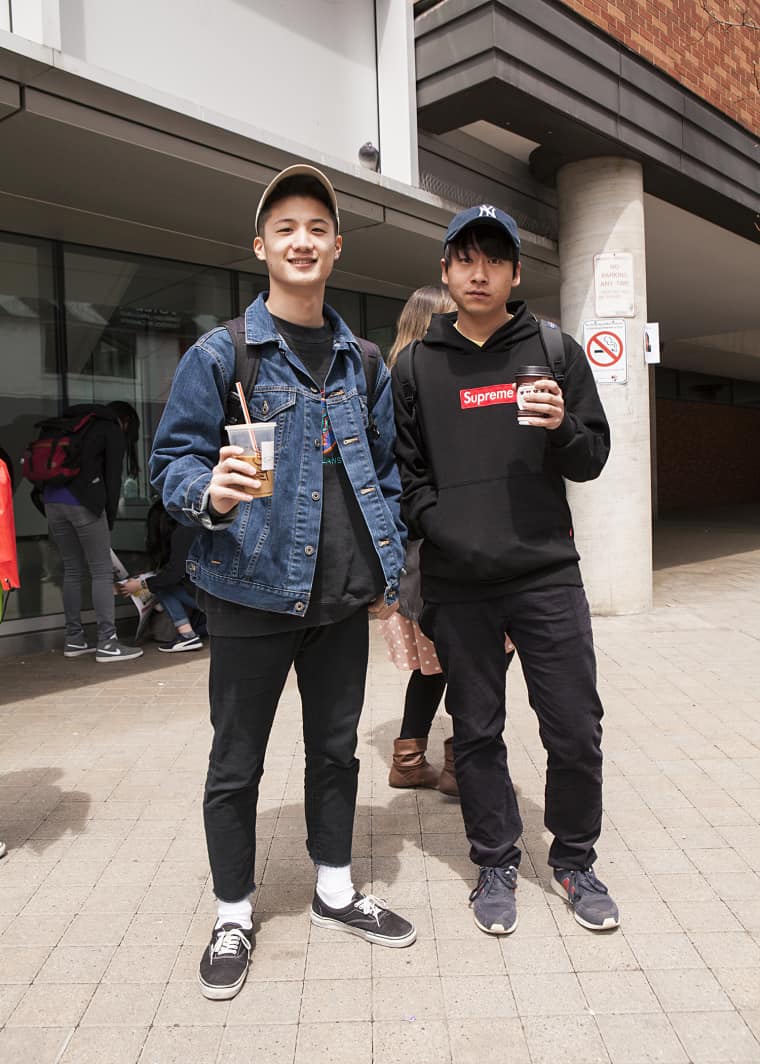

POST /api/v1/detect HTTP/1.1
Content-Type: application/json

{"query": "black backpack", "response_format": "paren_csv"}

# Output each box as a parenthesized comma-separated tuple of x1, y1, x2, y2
(395, 316, 566, 420)
(223, 317, 382, 438)
(21, 411, 98, 486)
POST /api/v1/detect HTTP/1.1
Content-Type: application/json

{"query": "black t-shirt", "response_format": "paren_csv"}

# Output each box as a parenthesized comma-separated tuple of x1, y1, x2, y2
(201, 314, 384, 636)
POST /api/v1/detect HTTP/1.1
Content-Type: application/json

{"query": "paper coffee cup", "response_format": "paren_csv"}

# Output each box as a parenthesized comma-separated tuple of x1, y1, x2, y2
(515, 366, 550, 426)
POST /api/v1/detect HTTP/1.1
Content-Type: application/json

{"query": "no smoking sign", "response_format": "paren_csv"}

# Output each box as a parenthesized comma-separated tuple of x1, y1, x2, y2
(582, 319, 627, 383)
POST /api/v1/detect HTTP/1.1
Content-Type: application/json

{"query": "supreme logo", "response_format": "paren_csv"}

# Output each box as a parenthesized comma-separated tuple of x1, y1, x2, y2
(460, 383, 517, 409)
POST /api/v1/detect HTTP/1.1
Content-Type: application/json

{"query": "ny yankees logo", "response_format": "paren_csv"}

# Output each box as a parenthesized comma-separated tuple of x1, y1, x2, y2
(478, 204, 496, 218)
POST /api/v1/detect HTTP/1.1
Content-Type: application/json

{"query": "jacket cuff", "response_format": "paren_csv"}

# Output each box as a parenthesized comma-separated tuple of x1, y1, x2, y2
(181, 474, 236, 529)
(549, 413, 576, 448)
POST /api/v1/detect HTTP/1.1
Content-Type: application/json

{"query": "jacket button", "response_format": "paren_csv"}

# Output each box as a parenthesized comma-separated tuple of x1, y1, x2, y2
(304, 545, 315, 556)
(295, 602, 305, 612)
(310, 386, 319, 394)
(314, 438, 320, 449)
(311, 491, 320, 501)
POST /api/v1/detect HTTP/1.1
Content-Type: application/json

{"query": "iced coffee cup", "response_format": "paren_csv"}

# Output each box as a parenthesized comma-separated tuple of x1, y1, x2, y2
(515, 366, 550, 426)
(226, 422, 276, 498)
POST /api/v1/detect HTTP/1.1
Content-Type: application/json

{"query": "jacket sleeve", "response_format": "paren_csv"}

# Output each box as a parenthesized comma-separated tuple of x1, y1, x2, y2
(367, 358, 406, 550)
(547, 336, 611, 482)
(391, 351, 438, 540)
(102, 422, 126, 530)
(149, 334, 236, 529)
(146, 524, 197, 592)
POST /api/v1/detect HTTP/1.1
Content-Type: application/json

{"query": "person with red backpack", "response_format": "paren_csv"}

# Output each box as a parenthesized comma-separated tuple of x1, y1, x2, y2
(32, 401, 144, 662)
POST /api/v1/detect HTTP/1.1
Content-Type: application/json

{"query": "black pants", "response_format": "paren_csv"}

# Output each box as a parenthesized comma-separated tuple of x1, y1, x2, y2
(422, 586, 604, 871)
(204, 610, 368, 902)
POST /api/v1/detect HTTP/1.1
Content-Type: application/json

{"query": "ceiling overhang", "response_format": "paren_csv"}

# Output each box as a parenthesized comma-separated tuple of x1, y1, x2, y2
(415, 0, 760, 243)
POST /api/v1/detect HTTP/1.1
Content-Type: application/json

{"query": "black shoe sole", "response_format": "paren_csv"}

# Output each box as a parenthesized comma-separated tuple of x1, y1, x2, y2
(310, 909, 417, 948)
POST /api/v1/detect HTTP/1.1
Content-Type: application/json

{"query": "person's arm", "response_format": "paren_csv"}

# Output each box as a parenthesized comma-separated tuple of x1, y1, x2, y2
(390, 352, 438, 540)
(102, 422, 126, 530)
(149, 335, 259, 528)
(547, 337, 611, 481)
(519, 336, 611, 481)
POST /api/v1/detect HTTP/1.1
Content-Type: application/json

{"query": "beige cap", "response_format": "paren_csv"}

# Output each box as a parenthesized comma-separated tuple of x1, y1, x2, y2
(255, 164, 340, 235)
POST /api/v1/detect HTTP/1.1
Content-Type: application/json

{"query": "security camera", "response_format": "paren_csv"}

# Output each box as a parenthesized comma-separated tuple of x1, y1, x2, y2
(358, 142, 380, 172)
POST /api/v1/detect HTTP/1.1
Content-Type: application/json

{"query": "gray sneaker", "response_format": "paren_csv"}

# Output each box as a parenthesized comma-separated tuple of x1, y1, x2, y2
(95, 638, 144, 663)
(64, 638, 96, 658)
(552, 867, 620, 930)
(469, 866, 518, 934)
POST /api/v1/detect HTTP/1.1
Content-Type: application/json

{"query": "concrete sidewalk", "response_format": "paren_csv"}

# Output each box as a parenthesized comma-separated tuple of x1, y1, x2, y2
(1, 511, 760, 1063)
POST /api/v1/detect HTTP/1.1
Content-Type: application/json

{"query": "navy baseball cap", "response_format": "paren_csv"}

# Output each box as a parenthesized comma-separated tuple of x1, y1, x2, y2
(444, 204, 520, 259)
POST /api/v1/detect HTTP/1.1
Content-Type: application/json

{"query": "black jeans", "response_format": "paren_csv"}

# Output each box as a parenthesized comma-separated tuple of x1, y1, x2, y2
(204, 610, 368, 902)
(422, 586, 604, 872)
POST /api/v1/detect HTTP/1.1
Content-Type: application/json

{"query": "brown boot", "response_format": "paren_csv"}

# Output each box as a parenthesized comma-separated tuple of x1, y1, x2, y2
(437, 736, 460, 797)
(388, 738, 439, 789)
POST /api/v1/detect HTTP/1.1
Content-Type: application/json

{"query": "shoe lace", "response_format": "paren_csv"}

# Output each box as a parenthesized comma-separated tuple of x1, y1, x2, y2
(353, 894, 386, 925)
(210, 926, 251, 963)
(469, 866, 517, 902)
(566, 868, 608, 897)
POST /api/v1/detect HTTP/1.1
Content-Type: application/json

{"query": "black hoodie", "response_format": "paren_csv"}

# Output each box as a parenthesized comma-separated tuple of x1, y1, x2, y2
(391, 302, 610, 602)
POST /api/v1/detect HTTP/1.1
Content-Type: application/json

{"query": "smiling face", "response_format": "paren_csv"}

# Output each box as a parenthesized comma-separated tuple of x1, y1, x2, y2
(253, 194, 341, 295)
(441, 226, 520, 335)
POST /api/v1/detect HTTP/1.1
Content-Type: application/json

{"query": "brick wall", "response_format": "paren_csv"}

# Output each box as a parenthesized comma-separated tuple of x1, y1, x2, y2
(656, 398, 760, 509)
(557, 1, 760, 134)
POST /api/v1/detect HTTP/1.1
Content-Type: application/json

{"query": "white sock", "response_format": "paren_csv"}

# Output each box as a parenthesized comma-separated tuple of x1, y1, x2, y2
(215, 896, 252, 930)
(316, 864, 355, 909)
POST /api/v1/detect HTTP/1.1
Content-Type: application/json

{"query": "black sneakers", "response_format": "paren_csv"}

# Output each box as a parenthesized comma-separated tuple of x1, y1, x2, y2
(552, 867, 620, 930)
(158, 632, 203, 653)
(469, 866, 519, 934)
(310, 891, 416, 947)
(198, 922, 253, 1000)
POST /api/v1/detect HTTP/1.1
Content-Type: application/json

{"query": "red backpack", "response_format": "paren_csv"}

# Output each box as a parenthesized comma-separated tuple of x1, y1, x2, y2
(22, 411, 98, 486)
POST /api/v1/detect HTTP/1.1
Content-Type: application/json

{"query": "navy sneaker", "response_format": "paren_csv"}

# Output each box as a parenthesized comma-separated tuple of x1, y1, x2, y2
(158, 632, 203, 653)
(64, 638, 96, 658)
(311, 891, 416, 947)
(552, 867, 620, 930)
(469, 866, 518, 934)
(198, 922, 253, 1000)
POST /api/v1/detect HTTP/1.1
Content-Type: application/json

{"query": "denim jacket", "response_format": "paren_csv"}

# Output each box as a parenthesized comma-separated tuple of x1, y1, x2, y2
(149, 294, 406, 616)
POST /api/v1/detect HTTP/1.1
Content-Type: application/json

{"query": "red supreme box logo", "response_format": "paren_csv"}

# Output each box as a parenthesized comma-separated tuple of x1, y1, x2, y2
(460, 383, 517, 409)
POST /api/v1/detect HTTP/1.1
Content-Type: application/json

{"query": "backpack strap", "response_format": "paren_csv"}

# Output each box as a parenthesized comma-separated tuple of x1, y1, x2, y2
(394, 340, 419, 419)
(224, 316, 260, 424)
(535, 317, 566, 386)
(356, 336, 381, 438)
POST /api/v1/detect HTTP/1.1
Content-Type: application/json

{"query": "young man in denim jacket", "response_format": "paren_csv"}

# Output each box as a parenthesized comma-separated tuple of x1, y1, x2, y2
(151, 165, 414, 1001)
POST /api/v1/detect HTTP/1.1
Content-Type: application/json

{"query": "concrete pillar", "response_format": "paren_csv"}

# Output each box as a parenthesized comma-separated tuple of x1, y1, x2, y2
(557, 157, 652, 614)
(375, 0, 419, 186)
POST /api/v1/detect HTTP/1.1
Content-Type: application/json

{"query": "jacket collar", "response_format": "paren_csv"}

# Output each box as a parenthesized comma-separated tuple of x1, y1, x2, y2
(244, 292, 356, 349)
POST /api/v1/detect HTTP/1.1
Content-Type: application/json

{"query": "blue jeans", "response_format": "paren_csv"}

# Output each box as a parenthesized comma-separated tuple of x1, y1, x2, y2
(153, 584, 197, 630)
(46, 502, 115, 644)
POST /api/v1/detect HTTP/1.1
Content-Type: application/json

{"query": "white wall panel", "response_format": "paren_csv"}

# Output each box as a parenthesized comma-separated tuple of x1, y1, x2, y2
(58, 0, 378, 165)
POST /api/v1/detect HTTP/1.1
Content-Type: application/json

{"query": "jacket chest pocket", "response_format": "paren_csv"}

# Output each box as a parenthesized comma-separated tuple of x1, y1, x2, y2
(248, 389, 297, 449)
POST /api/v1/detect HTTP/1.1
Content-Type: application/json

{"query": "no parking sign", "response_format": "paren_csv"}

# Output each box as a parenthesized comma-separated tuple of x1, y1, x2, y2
(582, 319, 627, 383)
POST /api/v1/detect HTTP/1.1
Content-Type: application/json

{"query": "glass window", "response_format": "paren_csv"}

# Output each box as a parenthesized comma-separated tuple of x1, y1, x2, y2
(679, 371, 732, 405)
(0, 235, 60, 624)
(732, 379, 760, 407)
(364, 294, 406, 361)
(325, 287, 361, 336)
(654, 366, 679, 400)
(238, 272, 268, 312)
(63, 247, 233, 556)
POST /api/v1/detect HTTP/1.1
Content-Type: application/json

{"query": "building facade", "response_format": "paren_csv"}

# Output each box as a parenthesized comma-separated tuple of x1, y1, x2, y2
(1, 0, 758, 654)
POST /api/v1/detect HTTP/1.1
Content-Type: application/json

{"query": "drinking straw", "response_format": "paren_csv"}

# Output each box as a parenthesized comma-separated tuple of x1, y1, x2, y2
(234, 381, 259, 454)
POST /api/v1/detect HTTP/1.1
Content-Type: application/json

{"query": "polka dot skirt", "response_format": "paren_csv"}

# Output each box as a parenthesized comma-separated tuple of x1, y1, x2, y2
(378, 614, 443, 676)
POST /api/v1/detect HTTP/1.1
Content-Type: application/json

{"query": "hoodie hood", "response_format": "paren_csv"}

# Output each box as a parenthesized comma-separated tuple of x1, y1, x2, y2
(423, 301, 539, 355)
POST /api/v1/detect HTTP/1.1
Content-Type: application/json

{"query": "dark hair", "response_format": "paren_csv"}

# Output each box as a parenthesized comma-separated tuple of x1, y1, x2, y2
(257, 175, 337, 235)
(145, 498, 176, 571)
(444, 223, 518, 272)
(107, 400, 140, 478)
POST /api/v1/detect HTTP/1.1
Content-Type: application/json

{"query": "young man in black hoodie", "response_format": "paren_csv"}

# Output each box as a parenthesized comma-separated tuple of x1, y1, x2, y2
(392, 205, 619, 936)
